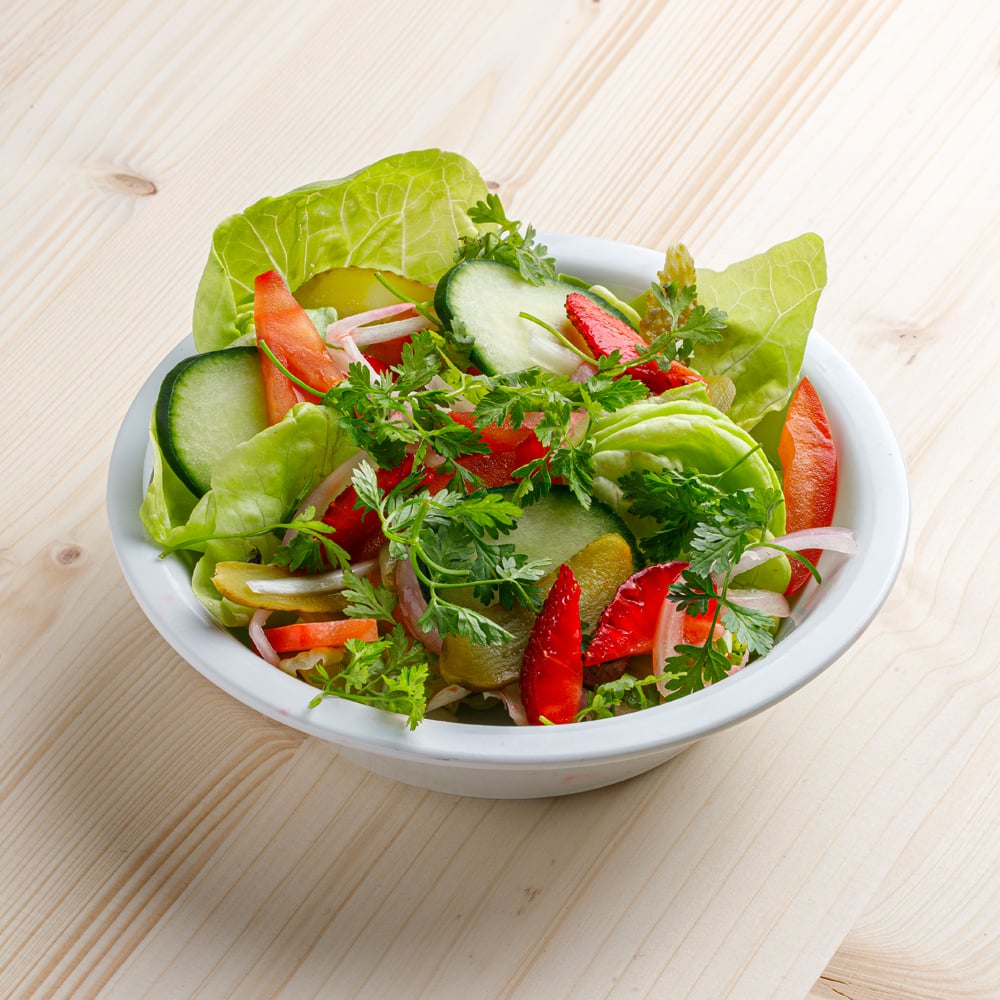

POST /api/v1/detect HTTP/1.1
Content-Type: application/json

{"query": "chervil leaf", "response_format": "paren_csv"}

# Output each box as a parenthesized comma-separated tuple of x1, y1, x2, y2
(456, 194, 556, 285)
(306, 628, 429, 729)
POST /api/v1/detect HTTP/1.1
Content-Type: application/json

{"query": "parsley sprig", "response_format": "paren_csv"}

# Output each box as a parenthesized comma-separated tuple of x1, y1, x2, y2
(306, 631, 429, 729)
(455, 193, 556, 285)
(351, 462, 550, 645)
(663, 484, 787, 697)
(638, 281, 727, 367)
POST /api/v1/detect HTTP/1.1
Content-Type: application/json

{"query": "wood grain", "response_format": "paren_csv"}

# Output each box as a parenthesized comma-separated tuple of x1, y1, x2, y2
(2, 0, 998, 997)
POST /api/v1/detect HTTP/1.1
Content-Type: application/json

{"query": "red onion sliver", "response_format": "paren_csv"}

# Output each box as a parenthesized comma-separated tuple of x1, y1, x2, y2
(571, 361, 598, 382)
(325, 302, 415, 338)
(483, 683, 529, 726)
(329, 328, 377, 374)
(395, 556, 443, 654)
(651, 595, 686, 698)
(282, 452, 369, 546)
(249, 608, 280, 667)
(351, 315, 427, 346)
(731, 527, 858, 578)
(426, 684, 470, 713)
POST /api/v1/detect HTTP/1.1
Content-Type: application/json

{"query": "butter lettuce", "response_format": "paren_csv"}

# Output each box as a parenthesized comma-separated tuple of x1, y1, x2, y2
(693, 233, 826, 429)
(142, 403, 356, 626)
(193, 149, 491, 351)
(591, 387, 786, 536)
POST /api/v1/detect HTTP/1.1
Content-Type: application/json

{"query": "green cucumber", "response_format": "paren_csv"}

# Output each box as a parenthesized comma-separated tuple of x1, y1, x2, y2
(434, 259, 634, 376)
(498, 485, 636, 570)
(155, 346, 269, 496)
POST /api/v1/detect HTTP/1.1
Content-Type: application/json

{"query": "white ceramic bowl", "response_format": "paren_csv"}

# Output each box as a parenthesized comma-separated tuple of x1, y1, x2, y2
(108, 233, 909, 798)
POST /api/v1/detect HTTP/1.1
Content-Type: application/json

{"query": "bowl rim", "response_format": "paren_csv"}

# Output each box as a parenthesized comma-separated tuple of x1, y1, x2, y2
(107, 231, 910, 768)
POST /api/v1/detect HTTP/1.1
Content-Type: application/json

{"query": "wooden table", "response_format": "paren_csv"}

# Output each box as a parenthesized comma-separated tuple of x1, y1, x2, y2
(3, 1, 997, 997)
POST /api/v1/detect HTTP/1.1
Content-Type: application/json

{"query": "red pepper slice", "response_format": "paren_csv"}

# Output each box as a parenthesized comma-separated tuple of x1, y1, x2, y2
(520, 563, 583, 725)
(565, 292, 704, 393)
(778, 377, 839, 595)
(264, 617, 379, 653)
(321, 456, 453, 561)
(254, 270, 344, 422)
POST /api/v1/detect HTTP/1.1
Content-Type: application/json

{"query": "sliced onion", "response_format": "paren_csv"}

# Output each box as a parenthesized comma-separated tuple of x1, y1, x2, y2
(247, 560, 376, 596)
(426, 684, 470, 713)
(651, 595, 687, 698)
(571, 361, 597, 382)
(483, 683, 529, 726)
(328, 328, 378, 374)
(326, 302, 416, 339)
(282, 452, 369, 546)
(395, 556, 443, 654)
(528, 336, 581, 376)
(351, 315, 427, 346)
(725, 587, 790, 618)
(249, 608, 280, 667)
(731, 527, 858, 578)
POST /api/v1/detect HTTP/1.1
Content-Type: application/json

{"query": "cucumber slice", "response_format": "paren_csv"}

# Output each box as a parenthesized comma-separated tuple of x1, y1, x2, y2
(499, 485, 636, 570)
(434, 259, 634, 376)
(155, 346, 269, 496)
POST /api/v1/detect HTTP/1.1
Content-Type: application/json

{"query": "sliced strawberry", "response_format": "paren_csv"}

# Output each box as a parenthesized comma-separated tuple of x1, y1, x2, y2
(520, 563, 583, 725)
(582, 562, 686, 668)
(564, 292, 704, 394)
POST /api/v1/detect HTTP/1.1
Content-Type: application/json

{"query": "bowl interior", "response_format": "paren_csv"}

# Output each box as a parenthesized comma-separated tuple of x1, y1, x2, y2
(108, 232, 909, 772)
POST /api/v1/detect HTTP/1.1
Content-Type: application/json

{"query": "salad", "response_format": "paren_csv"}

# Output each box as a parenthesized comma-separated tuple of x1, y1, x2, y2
(141, 149, 855, 728)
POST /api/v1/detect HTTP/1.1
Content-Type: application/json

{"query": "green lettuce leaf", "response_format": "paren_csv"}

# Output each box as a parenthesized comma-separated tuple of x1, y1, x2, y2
(192, 149, 491, 351)
(142, 403, 356, 626)
(693, 233, 826, 429)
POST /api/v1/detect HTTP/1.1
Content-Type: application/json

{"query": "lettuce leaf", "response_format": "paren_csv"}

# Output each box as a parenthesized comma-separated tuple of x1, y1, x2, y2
(591, 389, 786, 536)
(142, 403, 357, 626)
(693, 233, 826, 429)
(193, 149, 491, 351)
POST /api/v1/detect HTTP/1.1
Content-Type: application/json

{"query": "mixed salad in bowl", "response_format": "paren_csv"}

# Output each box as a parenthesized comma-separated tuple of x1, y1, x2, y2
(140, 149, 855, 730)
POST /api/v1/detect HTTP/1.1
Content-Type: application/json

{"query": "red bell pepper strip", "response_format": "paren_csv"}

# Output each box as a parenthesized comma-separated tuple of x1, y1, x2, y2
(254, 270, 345, 422)
(520, 563, 584, 725)
(448, 411, 549, 489)
(565, 292, 704, 394)
(264, 617, 379, 653)
(778, 377, 839, 595)
(321, 455, 453, 561)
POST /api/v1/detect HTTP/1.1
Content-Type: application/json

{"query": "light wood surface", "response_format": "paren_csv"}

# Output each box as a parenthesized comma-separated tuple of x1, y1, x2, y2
(2, 1, 998, 997)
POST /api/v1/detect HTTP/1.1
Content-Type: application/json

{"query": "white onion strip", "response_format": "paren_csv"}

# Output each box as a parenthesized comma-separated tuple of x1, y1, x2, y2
(249, 608, 279, 666)
(282, 452, 369, 546)
(247, 560, 376, 596)
(395, 556, 443, 654)
(731, 527, 858, 578)
(725, 587, 790, 618)
(351, 315, 427, 346)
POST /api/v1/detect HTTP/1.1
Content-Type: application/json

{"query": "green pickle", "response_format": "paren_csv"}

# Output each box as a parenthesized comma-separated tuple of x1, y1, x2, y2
(438, 533, 634, 691)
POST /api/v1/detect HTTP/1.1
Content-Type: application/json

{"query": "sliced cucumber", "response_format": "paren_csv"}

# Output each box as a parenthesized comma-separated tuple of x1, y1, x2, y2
(499, 485, 636, 571)
(434, 259, 634, 376)
(155, 346, 269, 496)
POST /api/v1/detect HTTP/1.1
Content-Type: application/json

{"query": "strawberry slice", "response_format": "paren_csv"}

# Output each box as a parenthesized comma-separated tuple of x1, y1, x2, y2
(564, 292, 704, 393)
(582, 562, 686, 669)
(520, 563, 583, 725)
